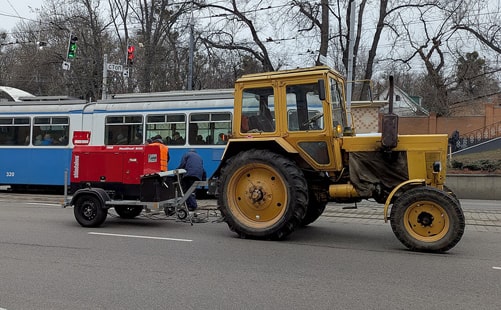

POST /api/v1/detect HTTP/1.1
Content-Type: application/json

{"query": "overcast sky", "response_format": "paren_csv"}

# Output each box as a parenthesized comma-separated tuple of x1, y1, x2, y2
(0, 0, 43, 32)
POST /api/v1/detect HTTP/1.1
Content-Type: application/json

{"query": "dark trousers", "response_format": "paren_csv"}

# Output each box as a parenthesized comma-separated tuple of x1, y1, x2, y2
(181, 176, 199, 211)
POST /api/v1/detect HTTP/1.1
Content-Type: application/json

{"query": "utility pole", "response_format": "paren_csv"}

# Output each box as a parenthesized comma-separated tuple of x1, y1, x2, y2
(345, 0, 356, 130)
(187, 0, 194, 90)
(102, 54, 108, 100)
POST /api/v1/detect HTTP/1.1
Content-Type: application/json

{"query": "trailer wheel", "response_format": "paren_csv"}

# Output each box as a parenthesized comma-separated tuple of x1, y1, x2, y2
(114, 206, 143, 219)
(390, 187, 465, 252)
(218, 149, 307, 240)
(74, 195, 108, 227)
(176, 208, 188, 220)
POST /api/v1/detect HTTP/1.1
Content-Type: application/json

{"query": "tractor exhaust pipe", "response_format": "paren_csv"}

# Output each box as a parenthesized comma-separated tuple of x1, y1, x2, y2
(381, 76, 399, 149)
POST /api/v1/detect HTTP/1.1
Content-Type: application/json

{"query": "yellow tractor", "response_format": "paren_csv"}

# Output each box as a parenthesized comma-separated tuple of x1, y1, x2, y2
(211, 66, 464, 252)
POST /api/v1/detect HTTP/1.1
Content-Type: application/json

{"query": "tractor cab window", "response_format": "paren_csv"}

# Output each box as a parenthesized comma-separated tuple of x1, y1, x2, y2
(240, 87, 275, 133)
(330, 78, 347, 130)
(286, 83, 324, 131)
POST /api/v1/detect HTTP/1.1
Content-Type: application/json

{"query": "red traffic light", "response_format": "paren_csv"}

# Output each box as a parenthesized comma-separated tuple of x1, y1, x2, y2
(127, 45, 135, 65)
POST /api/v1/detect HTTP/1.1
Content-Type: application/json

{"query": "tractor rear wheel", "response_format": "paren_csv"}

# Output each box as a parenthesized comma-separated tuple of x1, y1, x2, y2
(74, 195, 108, 227)
(390, 186, 465, 252)
(114, 205, 143, 219)
(218, 149, 308, 240)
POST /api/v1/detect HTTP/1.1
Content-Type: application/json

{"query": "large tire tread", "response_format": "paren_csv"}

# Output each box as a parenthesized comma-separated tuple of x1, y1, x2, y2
(218, 149, 307, 240)
(390, 186, 465, 252)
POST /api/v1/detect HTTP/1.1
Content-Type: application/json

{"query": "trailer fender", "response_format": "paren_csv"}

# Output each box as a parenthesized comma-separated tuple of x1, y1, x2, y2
(70, 187, 111, 209)
(383, 179, 425, 223)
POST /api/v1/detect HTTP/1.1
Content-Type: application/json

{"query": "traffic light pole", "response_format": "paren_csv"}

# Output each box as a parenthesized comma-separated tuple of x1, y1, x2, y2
(102, 54, 108, 100)
(65, 34, 72, 62)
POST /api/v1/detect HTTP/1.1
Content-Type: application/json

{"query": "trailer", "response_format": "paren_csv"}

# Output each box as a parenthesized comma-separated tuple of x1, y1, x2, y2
(63, 143, 207, 226)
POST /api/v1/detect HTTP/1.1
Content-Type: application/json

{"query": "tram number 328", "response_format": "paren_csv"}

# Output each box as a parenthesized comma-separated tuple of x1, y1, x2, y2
(5, 172, 15, 177)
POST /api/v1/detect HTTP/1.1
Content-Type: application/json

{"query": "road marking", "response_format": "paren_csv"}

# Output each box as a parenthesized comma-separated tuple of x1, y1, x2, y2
(88, 232, 192, 242)
(26, 202, 60, 206)
(493, 267, 501, 270)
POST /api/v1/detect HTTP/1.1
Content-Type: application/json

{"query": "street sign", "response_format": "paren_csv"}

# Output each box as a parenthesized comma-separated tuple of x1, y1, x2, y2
(123, 69, 129, 77)
(107, 63, 123, 72)
(62, 61, 71, 71)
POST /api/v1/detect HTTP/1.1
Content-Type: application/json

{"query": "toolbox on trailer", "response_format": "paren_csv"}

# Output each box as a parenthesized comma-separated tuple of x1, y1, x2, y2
(140, 173, 177, 202)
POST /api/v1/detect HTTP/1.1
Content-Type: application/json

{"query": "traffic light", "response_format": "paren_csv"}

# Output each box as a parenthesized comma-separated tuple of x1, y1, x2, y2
(127, 45, 135, 65)
(67, 36, 78, 59)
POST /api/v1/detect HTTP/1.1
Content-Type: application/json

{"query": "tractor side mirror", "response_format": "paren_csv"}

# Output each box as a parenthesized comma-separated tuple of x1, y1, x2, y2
(318, 79, 326, 101)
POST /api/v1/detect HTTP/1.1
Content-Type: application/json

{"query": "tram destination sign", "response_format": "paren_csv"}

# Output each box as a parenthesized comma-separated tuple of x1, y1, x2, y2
(107, 63, 123, 72)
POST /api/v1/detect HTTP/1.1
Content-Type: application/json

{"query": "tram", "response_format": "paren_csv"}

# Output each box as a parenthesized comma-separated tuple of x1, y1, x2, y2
(0, 89, 234, 191)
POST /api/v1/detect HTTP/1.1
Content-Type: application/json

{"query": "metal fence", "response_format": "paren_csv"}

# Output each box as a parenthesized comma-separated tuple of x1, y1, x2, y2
(450, 121, 501, 152)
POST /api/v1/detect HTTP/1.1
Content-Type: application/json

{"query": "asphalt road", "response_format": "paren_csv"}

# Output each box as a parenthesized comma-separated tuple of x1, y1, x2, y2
(0, 195, 500, 310)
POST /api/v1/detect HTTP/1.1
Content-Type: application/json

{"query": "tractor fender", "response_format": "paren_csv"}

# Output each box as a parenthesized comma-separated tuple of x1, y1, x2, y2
(212, 137, 298, 179)
(383, 179, 426, 223)
(70, 187, 111, 209)
(207, 137, 299, 196)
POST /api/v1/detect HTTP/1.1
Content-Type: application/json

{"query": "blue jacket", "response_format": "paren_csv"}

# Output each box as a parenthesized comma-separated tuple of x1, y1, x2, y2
(177, 150, 205, 180)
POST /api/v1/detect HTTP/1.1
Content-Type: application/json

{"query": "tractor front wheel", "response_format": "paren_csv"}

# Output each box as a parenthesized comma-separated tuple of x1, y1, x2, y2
(390, 187, 465, 252)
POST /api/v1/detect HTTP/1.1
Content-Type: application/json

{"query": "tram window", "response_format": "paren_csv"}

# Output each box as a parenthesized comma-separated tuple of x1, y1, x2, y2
(33, 116, 70, 146)
(105, 115, 143, 145)
(0, 117, 30, 146)
(189, 112, 231, 145)
(146, 113, 186, 146)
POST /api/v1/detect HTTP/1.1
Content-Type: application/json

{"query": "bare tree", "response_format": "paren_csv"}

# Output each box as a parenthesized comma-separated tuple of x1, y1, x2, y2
(450, 0, 501, 54)
(195, 0, 276, 72)
(290, 0, 329, 66)
(130, 0, 190, 92)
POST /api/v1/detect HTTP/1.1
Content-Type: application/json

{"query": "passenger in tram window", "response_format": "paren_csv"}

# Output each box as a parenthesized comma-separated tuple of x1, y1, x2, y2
(115, 133, 128, 144)
(172, 132, 185, 145)
(132, 132, 142, 145)
(58, 135, 69, 145)
(195, 135, 205, 145)
(206, 135, 213, 144)
(41, 133, 53, 145)
(216, 133, 227, 144)
(34, 134, 43, 145)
